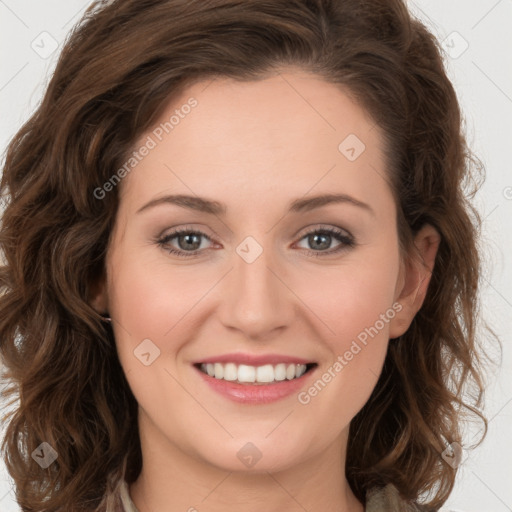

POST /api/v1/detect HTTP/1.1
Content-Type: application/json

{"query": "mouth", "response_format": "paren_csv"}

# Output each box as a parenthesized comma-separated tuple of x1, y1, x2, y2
(193, 362, 318, 386)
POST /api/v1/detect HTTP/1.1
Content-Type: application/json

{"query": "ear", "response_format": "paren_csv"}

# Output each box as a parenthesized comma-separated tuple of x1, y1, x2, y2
(88, 271, 109, 316)
(389, 224, 441, 339)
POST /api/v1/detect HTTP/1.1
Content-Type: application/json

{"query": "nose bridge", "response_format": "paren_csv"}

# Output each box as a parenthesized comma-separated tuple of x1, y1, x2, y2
(219, 235, 292, 337)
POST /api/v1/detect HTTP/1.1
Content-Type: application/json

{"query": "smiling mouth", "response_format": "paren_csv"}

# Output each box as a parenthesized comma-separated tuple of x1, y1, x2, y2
(194, 362, 318, 385)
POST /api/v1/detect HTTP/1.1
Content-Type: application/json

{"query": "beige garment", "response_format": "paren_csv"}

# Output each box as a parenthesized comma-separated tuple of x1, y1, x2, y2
(110, 479, 432, 512)
(119, 478, 139, 512)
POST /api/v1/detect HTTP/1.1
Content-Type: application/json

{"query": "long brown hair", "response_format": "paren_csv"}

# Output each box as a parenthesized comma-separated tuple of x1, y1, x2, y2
(0, 0, 494, 510)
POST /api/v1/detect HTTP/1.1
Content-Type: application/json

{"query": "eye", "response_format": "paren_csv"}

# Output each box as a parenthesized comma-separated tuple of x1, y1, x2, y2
(157, 227, 213, 258)
(294, 226, 355, 257)
(156, 225, 355, 258)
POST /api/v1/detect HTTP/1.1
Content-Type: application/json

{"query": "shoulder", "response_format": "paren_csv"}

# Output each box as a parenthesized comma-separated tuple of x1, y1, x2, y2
(365, 484, 436, 512)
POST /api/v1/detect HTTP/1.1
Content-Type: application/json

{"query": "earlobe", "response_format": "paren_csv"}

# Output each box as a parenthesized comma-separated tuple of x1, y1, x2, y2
(389, 224, 441, 339)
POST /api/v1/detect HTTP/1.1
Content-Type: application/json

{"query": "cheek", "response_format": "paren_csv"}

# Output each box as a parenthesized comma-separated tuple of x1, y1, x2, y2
(108, 249, 209, 342)
(106, 253, 207, 422)
(298, 260, 398, 428)
(297, 249, 400, 409)
(305, 251, 400, 350)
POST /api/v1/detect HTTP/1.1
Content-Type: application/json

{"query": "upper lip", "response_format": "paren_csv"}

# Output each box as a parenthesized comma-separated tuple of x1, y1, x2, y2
(193, 353, 316, 366)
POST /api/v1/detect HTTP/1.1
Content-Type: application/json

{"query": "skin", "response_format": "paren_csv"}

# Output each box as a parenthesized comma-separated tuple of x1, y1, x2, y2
(91, 68, 440, 512)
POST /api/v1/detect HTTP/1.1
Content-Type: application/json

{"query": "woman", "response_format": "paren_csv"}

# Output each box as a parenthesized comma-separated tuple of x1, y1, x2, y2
(0, 0, 491, 510)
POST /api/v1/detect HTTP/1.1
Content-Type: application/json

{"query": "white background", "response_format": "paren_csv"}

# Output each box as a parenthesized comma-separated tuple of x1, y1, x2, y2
(0, 1, 511, 510)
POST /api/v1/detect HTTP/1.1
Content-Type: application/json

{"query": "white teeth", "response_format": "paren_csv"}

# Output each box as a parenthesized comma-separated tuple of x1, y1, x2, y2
(256, 364, 275, 383)
(274, 363, 287, 381)
(223, 363, 237, 381)
(199, 362, 310, 384)
(214, 363, 224, 379)
(238, 364, 256, 383)
(296, 364, 307, 378)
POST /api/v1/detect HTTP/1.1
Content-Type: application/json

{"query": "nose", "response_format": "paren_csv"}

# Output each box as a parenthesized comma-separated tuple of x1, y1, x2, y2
(217, 240, 295, 340)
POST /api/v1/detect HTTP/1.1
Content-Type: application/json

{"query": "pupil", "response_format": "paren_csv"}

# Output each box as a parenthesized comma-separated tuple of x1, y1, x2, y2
(311, 233, 329, 250)
(181, 233, 200, 250)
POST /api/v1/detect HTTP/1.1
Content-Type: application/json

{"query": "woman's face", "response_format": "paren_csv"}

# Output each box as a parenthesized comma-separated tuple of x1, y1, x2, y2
(98, 69, 427, 474)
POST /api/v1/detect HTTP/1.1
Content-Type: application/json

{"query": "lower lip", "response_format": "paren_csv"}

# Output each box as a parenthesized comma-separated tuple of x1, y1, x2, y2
(194, 365, 317, 404)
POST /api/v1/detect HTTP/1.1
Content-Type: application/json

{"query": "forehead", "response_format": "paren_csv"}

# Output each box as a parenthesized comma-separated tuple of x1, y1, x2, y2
(119, 70, 392, 218)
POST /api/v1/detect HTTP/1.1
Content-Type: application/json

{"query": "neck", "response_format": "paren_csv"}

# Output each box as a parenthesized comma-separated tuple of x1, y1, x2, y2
(129, 411, 364, 512)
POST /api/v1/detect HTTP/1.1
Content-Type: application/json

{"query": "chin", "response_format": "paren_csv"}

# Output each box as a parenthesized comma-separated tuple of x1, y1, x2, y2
(188, 434, 309, 474)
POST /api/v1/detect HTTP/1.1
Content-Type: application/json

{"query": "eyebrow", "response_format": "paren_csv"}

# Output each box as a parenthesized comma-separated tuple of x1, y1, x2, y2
(136, 193, 375, 217)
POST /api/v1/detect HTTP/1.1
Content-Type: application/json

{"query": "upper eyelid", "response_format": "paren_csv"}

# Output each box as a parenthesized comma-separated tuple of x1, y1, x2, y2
(158, 225, 353, 246)
(158, 227, 215, 243)
(158, 223, 352, 236)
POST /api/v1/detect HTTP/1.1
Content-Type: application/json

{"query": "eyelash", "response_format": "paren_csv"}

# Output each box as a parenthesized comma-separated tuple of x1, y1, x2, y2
(156, 226, 355, 259)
